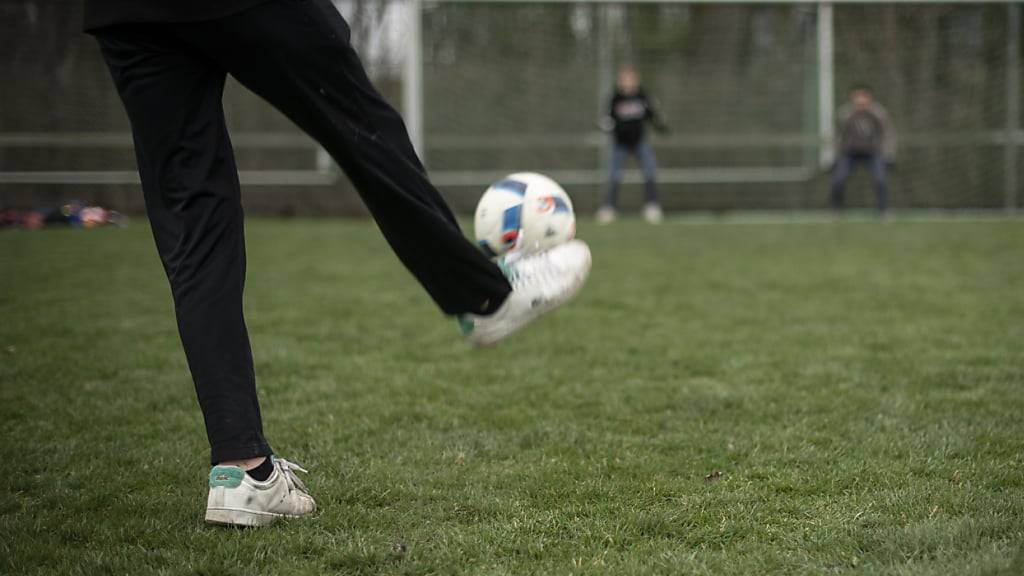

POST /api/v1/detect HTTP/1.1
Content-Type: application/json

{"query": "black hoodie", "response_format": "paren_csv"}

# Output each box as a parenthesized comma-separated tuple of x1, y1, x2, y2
(83, 0, 267, 32)
(608, 88, 666, 149)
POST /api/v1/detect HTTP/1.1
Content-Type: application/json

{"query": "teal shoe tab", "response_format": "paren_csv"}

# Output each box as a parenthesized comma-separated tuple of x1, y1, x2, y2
(495, 258, 513, 281)
(209, 466, 244, 488)
(457, 314, 475, 336)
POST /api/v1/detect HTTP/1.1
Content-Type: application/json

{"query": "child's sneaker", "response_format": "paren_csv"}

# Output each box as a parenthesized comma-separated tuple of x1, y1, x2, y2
(642, 203, 663, 224)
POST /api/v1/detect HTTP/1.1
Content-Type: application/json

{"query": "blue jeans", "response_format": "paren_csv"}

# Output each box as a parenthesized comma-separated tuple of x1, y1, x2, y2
(830, 152, 889, 212)
(605, 141, 659, 209)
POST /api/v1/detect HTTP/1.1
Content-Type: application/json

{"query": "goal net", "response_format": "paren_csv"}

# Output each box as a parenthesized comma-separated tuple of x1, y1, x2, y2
(416, 0, 1022, 212)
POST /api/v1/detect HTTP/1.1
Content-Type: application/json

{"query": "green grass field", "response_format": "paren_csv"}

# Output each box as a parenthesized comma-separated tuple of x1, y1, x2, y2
(2, 216, 1022, 575)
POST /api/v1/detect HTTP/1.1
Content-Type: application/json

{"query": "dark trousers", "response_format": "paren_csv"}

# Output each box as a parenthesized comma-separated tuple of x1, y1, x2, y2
(94, 0, 511, 465)
(830, 152, 889, 212)
(604, 141, 659, 209)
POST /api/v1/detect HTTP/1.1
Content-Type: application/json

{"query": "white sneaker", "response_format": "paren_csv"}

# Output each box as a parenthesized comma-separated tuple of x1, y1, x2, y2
(643, 203, 663, 224)
(205, 457, 316, 527)
(595, 206, 617, 225)
(459, 240, 592, 347)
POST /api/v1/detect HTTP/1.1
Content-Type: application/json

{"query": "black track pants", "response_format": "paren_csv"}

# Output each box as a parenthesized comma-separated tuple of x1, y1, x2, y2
(95, 0, 511, 464)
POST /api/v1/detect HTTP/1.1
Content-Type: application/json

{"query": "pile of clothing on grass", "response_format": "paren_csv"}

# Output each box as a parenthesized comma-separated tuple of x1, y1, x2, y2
(0, 201, 128, 230)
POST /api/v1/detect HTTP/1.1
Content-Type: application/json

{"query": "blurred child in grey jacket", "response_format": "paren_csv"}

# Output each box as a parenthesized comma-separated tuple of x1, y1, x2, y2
(831, 85, 897, 215)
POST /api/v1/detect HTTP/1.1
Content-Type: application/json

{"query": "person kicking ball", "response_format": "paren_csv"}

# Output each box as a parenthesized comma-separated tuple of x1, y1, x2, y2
(84, 0, 591, 527)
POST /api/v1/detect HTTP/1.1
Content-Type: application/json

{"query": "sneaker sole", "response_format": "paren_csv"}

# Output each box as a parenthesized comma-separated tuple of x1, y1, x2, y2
(205, 507, 296, 527)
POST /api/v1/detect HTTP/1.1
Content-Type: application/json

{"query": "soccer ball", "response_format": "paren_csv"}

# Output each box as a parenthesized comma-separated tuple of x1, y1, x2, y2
(473, 172, 576, 258)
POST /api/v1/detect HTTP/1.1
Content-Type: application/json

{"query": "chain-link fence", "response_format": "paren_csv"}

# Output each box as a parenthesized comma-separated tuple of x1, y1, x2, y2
(420, 1, 1022, 212)
(1, 1, 1020, 214)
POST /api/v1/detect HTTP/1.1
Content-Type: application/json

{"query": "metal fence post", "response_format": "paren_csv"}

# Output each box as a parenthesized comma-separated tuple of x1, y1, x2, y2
(802, 6, 819, 181)
(596, 3, 613, 210)
(817, 2, 834, 170)
(1006, 2, 1020, 212)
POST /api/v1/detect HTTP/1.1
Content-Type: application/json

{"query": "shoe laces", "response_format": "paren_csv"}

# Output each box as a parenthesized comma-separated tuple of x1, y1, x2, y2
(503, 250, 561, 292)
(274, 457, 310, 494)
